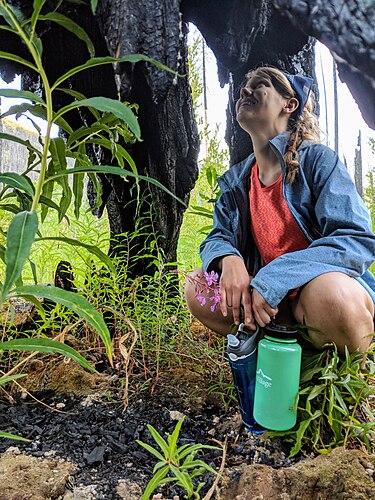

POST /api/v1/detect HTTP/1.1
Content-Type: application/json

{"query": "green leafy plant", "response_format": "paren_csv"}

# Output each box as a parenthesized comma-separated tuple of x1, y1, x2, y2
(0, 0, 182, 368)
(137, 417, 219, 500)
(269, 342, 375, 456)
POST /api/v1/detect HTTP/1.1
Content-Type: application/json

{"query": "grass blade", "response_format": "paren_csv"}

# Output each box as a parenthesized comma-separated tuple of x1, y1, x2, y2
(0, 373, 27, 386)
(0, 338, 96, 372)
(11, 285, 113, 365)
(0, 431, 29, 442)
(35, 236, 114, 272)
(44, 165, 185, 206)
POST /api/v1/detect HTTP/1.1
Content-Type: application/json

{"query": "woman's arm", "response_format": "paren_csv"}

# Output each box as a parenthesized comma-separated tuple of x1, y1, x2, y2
(251, 145, 375, 308)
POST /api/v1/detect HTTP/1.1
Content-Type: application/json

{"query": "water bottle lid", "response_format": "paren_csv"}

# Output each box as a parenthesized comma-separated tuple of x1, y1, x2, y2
(264, 323, 298, 340)
(227, 334, 240, 347)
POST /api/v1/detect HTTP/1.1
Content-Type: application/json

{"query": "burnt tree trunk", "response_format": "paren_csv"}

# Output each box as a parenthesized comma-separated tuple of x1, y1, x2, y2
(272, 0, 375, 130)
(5, 1, 373, 275)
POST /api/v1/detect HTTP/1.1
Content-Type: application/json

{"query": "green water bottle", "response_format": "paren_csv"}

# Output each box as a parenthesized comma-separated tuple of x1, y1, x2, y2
(253, 323, 302, 431)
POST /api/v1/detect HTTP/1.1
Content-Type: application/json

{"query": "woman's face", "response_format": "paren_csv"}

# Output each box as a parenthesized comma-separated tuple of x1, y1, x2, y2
(236, 74, 291, 132)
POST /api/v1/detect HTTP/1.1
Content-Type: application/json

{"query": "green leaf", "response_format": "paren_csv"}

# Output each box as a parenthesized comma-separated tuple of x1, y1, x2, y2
(332, 385, 349, 415)
(87, 172, 102, 209)
(0, 338, 96, 373)
(91, 0, 99, 14)
(180, 459, 217, 475)
(146, 424, 169, 457)
(175, 443, 219, 461)
(0, 204, 20, 215)
(39, 195, 69, 222)
(35, 236, 115, 272)
(170, 465, 193, 496)
(0, 132, 41, 156)
(141, 465, 169, 500)
(289, 410, 322, 457)
(0, 373, 27, 386)
(19, 294, 46, 321)
(55, 97, 140, 140)
(52, 54, 178, 91)
(0, 3, 25, 29)
(136, 440, 165, 462)
(11, 286, 112, 365)
(57, 88, 101, 120)
(44, 165, 185, 206)
(31, 0, 48, 29)
(73, 172, 84, 219)
(167, 417, 184, 460)
(0, 88, 45, 105)
(38, 12, 94, 57)
(0, 103, 73, 134)
(0, 431, 29, 442)
(0, 173, 35, 197)
(72, 143, 86, 218)
(2, 211, 38, 299)
(0, 51, 37, 72)
(49, 138, 72, 221)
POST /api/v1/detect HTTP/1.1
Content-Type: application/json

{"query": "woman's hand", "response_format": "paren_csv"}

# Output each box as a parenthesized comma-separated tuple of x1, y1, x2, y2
(219, 255, 255, 329)
(251, 288, 278, 327)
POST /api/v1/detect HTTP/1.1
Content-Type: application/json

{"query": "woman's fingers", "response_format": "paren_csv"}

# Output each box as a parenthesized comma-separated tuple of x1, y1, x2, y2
(231, 289, 243, 325)
(220, 287, 228, 317)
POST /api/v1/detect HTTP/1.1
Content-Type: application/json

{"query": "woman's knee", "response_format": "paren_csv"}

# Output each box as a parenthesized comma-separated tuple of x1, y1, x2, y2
(294, 272, 374, 323)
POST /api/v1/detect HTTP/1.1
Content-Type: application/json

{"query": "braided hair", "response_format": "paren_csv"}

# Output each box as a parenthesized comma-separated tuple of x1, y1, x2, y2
(245, 67, 320, 184)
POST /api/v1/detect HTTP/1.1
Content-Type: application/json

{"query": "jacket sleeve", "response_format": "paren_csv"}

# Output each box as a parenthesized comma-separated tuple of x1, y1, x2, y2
(250, 145, 375, 308)
(200, 190, 244, 271)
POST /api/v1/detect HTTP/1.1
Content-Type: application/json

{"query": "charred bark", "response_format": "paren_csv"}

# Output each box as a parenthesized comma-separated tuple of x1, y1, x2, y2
(272, 0, 375, 129)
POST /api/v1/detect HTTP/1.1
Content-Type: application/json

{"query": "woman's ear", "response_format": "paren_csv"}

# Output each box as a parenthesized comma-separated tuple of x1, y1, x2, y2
(284, 97, 299, 115)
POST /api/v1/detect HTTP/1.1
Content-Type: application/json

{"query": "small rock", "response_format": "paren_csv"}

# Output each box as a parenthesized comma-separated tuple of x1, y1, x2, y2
(44, 450, 57, 457)
(169, 410, 184, 421)
(117, 479, 143, 499)
(56, 402, 66, 409)
(5, 447, 21, 455)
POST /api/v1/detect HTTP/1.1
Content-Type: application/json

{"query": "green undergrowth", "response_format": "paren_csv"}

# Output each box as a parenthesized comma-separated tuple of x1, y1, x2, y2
(269, 340, 375, 456)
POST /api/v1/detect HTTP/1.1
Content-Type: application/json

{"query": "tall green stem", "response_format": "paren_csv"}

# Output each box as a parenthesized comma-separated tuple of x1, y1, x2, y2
(2, 0, 54, 211)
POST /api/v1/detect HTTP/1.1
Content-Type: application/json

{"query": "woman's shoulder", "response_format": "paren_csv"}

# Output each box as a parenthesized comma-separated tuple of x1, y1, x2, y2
(299, 142, 341, 173)
(219, 154, 255, 188)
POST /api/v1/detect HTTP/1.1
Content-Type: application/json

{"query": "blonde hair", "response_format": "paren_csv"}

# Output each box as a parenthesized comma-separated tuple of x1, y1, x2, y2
(245, 67, 320, 183)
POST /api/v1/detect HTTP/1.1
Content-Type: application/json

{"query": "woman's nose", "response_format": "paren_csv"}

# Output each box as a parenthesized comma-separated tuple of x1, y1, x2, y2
(240, 87, 252, 98)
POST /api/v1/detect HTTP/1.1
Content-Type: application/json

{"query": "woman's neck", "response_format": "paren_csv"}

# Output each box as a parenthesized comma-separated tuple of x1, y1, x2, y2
(251, 133, 281, 184)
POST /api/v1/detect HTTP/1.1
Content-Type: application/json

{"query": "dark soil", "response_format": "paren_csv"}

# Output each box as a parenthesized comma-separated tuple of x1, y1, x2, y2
(0, 385, 300, 499)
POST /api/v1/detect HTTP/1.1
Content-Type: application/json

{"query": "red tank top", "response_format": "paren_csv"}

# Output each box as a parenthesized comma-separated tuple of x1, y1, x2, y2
(249, 163, 308, 265)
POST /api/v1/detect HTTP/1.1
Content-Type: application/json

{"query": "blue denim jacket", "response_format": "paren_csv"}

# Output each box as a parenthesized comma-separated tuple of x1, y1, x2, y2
(200, 131, 375, 308)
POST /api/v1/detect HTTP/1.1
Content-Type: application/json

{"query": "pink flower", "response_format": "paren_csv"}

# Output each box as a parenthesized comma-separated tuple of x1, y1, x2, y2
(209, 288, 221, 312)
(204, 270, 219, 286)
(196, 295, 206, 306)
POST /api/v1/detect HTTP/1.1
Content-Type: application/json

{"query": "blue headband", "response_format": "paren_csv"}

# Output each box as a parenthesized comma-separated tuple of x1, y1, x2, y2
(283, 73, 314, 119)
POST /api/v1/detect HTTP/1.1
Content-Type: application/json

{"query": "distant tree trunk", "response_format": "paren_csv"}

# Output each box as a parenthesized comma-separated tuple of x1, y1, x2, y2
(333, 59, 339, 154)
(354, 131, 363, 197)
